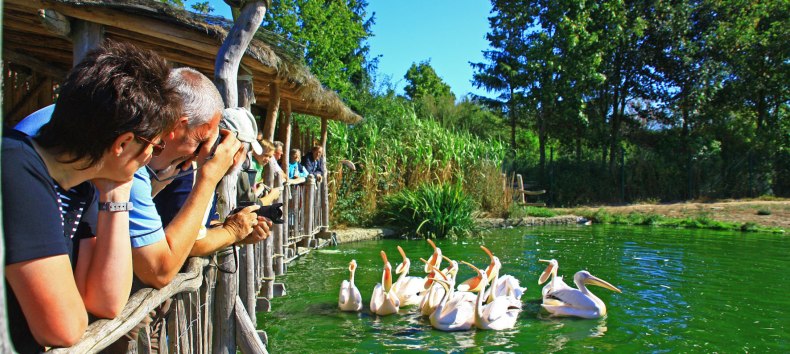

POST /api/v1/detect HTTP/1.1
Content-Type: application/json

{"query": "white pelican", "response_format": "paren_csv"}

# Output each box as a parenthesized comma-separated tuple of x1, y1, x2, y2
(538, 259, 571, 306)
(391, 246, 425, 306)
(338, 259, 363, 312)
(370, 251, 400, 316)
(480, 246, 526, 300)
(419, 257, 447, 316)
(422, 239, 443, 290)
(542, 270, 622, 319)
(426, 277, 475, 331)
(461, 261, 520, 330)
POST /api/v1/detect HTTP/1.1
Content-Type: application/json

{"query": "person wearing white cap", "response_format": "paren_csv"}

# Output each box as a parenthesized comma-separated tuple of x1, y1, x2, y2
(130, 68, 271, 289)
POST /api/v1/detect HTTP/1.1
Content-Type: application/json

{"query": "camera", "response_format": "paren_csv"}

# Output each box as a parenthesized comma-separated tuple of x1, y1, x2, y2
(231, 201, 284, 224)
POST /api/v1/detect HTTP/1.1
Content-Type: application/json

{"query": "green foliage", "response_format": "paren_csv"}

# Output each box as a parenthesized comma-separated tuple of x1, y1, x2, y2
(507, 205, 558, 219)
(403, 60, 455, 101)
(380, 183, 477, 239)
(579, 209, 784, 233)
(756, 209, 772, 216)
(190, 1, 213, 14)
(261, 0, 375, 103)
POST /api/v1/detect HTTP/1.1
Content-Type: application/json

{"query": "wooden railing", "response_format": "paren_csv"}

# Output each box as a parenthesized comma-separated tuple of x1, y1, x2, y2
(39, 172, 330, 353)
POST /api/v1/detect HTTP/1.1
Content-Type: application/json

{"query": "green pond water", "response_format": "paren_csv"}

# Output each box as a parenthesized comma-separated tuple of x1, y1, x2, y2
(258, 226, 789, 353)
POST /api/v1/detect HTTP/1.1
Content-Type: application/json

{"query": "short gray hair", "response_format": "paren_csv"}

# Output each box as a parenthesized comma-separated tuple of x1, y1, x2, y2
(168, 67, 224, 127)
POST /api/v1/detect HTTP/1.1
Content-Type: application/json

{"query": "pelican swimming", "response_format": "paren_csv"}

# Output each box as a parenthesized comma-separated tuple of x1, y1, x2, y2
(461, 261, 520, 330)
(391, 246, 425, 306)
(480, 246, 526, 300)
(370, 251, 400, 316)
(338, 259, 363, 312)
(538, 259, 571, 306)
(541, 270, 622, 319)
(422, 239, 443, 289)
(419, 257, 448, 316)
(425, 274, 475, 331)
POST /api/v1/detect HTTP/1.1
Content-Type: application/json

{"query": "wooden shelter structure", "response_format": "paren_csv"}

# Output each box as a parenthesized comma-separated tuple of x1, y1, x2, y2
(2, 0, 359, 352)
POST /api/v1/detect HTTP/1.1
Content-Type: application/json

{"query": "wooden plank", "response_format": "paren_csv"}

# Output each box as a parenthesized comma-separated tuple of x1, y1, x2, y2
(49, 257, 208, 353)
(212, 247, 238, 354)
(234, 296, 269, 354)
(3, 49, 68, 80)
(516, 174, 526, 203)
(71, 20, 103, 66)
(6, 76, 47, 122)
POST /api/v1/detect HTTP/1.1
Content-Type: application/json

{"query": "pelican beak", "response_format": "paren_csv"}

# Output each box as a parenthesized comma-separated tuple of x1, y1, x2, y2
(458, 261, 486, 292)
(538, 259, 554, 285)
(395, 246, 409, 274)
(428, 277, 451, 292)
(481, 246, 496, 278)
(349, 259, 357, 273)
(423, 262, 448, 289)
(585, 274, 622, 293)
(381, 251, 392, 291)
(424, 240, 442, 273)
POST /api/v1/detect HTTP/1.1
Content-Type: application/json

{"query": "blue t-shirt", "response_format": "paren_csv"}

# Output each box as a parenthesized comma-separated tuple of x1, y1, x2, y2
(154, 168, 219, 227)
(2, 129, 98, 353)
(288, 161, 309, 179)
(129, 167, 166, 248)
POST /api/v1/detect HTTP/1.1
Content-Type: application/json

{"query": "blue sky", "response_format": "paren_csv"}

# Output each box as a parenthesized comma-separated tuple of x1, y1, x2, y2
(204, 0, 494, 99)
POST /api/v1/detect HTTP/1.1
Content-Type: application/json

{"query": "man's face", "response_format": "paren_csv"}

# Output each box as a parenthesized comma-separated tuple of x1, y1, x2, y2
(313, 147, 323, 159)
(149, 111, 221, 171)
(273, 146, 283, 160)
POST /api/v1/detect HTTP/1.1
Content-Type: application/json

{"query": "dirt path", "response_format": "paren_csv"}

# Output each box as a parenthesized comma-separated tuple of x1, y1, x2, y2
(559, 200, 789, 230)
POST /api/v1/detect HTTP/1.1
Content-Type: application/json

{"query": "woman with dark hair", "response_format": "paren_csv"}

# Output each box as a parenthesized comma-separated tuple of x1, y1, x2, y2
(2, 41, 181, 353)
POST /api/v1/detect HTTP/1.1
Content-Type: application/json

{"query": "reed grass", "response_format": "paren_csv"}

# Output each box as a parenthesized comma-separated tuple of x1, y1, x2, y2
(380, 182, 477, 239)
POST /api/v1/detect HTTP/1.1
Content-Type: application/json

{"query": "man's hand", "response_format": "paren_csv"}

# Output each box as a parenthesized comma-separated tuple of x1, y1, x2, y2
(222, 204, 261, 242)
(196, 129, 243, 185)
(238, 216, 273, 244)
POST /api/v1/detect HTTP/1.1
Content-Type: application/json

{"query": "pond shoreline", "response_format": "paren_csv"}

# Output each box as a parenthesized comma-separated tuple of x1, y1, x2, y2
(332, 216, 583, 244)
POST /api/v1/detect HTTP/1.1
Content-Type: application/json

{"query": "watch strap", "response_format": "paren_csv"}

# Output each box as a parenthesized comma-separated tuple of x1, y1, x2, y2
(98, 202, 134, 212)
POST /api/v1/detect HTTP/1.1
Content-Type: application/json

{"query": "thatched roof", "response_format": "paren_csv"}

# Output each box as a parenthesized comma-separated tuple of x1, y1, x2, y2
(3, 0, 362, 123)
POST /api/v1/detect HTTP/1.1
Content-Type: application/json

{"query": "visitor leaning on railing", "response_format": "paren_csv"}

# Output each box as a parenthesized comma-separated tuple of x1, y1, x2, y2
(2, 41, 180, 353)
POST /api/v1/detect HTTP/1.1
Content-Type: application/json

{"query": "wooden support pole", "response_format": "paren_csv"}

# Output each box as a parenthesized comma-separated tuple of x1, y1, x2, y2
(263, 83, 280, 142)
(320, 117, 330, 231)
(279, 100, 292, 172)
(273, 176, 285, 276)
(234, 297, 268, 354)
(260, 166, 275, 300)
(304, 175, 315, 246)
(212, 247, 238, 354)
(214, 3, 268, 109)
(275, 101, 291, 276)
(39, 9, 71, 39)
(516, 174, 526, 204)
(71, 20, 103, 66)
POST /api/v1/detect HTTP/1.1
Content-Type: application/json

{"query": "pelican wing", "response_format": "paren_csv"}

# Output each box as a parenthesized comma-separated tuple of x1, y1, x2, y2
(339, 280, 350, 305)
(370, 283, 384, 313)
(546, 287, 598, 310)
(434, 301, 474, 330)
(542, 276, 570, 299)
(496, 275, 526, 300)
(394, 276, 425, 306)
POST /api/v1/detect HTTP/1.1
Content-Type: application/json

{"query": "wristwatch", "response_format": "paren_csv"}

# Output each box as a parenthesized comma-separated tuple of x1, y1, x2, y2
(98, 202, 134, 212)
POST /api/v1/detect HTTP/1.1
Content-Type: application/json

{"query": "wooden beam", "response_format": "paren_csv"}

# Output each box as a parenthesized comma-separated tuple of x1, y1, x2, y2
(3, 49, 68, 80)
(38, 9, 70, 38)
(234, 297, 268, 354)
(6, 77, 48, 122)
(71, 20, 103, 66)
(262, 83, 279, 141)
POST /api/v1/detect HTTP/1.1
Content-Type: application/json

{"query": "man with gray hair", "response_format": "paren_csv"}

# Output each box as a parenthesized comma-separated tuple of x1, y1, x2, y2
(130, 67, 271, 288)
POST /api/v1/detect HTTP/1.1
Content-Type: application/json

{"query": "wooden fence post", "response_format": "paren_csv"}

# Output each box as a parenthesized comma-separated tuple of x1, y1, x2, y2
(303, 175, 315, 247)
(516, 174, 525, 204)
(320, 117, 329, 231)
(71, 20, 103, 66)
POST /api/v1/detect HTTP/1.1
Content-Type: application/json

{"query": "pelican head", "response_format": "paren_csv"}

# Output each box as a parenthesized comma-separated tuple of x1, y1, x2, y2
(458, 261, 487, 293)
(396, 246, 411, 275)
(441, 256, 459, 280)
(381, 251, 393, 292)
(425, 239, 443, 273)
(576, 270, 622, 293)
(538, 259, 559, 285)
(480, 246, 501, 280)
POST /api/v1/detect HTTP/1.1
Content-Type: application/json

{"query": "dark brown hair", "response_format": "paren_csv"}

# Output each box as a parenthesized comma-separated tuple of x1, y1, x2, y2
(36, 40, 181, 167)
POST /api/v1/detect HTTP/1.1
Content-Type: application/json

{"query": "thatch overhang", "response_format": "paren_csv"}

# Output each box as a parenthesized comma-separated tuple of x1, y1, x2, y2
(2, 0, 362, 124)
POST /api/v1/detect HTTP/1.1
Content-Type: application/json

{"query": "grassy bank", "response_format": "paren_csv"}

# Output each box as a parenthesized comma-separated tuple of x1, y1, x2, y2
(575, 209, 785, 233)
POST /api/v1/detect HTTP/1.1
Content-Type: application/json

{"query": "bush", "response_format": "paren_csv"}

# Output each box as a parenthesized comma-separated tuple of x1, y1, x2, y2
(380, 182, 477, 239)
(508, 205, 558, 218)
(757, 209, 772, 216)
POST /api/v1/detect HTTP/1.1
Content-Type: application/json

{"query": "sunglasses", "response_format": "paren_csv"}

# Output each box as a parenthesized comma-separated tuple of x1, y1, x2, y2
(136, 135, 166, 156)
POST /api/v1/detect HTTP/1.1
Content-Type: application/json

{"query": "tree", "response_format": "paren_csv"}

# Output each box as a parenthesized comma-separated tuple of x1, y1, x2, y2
(403, 60, 454, 101)
(191, 1, 214, 14)
(261, 0, 376, 105)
